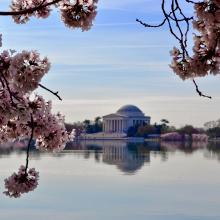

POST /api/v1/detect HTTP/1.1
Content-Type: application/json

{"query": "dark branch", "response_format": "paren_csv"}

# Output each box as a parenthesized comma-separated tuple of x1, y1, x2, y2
(25, 114, 34, 174)
(1, 74, 16, 105)
(39, 83, 62, 101)
(193, 79, 212, 99)
(0, 0, 61, 16)
(136, 18, 166, 28)
(185, 0, 201, 4)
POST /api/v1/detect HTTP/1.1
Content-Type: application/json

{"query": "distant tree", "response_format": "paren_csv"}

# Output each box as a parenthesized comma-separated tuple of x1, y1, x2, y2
(207, 127, 220, 139)
(178, 125, 199, 136)
(82, 117, 103, 134)
(160, 119, 170, 134)
(65, 122, 84, 140)
(204, 119, 220, 130)
(161, 119, 169, 125)
(94, 116, 102, 133)
(83, 119, 93, 133)
(65, 123, 75, 133)
(136, 125, 157, 138)
(83, 119, 91, 127)
(127, 125, 139, 137)
(94, 116, 101, 124)
(167, 126, 177, 133)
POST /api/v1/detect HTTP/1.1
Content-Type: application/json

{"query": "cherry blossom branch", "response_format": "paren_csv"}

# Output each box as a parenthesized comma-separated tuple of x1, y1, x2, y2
(136, 0, 193, 59)
(136, 0, 213, 99)
(192, 79, 212, 99)
(1, 74, 16, 105)
(136, 18, 166, 28)
(0, 0, 61, 16)
(25, 114, 34, 174)
(38, 83, 62, 101)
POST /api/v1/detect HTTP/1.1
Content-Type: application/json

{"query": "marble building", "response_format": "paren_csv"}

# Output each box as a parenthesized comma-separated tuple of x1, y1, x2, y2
(103, 105, 151, 133)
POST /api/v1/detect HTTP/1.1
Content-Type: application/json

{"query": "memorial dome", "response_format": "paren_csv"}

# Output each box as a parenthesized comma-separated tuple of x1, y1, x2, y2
(116, 105, 144, 117)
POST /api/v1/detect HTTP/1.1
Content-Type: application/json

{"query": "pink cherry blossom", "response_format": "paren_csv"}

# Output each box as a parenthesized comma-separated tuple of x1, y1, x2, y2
(3, 165, 39, 198)
(0, 47, 74, 151)
(10, 0, 99, 31)
(170, 0, 220, 80)
(11, 0, 51, 24)
(59, 0, 98, 31)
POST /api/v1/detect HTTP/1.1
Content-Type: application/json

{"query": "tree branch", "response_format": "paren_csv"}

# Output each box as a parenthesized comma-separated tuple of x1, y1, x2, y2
(25, 114, 34, 174)
(0, 0, 61, 16)
(136, 18, 166, 28)
(136, 0, 213, 99)
(38, 83, 62, 101)
(192, 79, 212, 99)
(185, 0, 201, 4)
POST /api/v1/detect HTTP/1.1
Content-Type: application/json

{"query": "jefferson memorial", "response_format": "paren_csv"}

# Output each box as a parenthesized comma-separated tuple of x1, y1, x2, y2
(103, 105, 150, 133)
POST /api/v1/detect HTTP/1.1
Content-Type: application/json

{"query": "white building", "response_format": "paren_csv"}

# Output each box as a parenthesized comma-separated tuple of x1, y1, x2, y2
(103, 105, 150, 133)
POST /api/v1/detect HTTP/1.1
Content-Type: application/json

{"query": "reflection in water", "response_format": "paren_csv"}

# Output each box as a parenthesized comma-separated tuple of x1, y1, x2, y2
(1, 141, 220, 220)
(1, 140, 220, 194)
(65, 140, 220, 174)
(160, 141, 207, 153)
(102, 142, 150, 174)
(68, 140, 220, 172)
(204, 141, 220, 161)
(66, 141, 152, 174)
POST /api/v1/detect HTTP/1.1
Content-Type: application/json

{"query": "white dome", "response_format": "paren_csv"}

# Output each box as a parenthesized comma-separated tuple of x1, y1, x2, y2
(117, 105, 145, 117)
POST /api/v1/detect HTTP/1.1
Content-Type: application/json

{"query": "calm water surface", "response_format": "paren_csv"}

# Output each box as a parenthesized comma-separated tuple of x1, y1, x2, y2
(0, 140, 220, 220)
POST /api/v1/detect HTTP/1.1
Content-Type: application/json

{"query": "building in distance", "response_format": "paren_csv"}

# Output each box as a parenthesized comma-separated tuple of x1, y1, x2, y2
(103, 105, 150, 134)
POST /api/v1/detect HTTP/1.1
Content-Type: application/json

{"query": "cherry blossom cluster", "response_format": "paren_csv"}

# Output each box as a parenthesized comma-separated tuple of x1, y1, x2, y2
(59, 0, 98, 31)
(3, 165, 39, 198)
(0, 48, 73, 151)
(170, 0, 220, 80)
(11, 0, 51, 23)
(10, 0, 98, 31)
(31, 96, 73, 152)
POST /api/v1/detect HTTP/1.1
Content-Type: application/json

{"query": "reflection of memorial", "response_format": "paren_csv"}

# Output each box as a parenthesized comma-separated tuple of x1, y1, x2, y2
(88, 141, 150, 174)
(103, 146, 148, 174)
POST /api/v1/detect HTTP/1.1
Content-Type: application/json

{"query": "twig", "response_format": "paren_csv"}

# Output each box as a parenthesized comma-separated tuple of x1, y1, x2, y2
(136, 18, 166, 28)
(193, 79, 212, 99)
(39, 83, 62, 101)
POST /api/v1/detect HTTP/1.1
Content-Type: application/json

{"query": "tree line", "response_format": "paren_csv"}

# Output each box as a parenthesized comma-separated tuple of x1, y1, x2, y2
(65, 117, 220, 139)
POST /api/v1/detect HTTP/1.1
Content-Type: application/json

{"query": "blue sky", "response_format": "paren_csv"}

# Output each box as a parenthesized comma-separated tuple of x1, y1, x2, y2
(1, 0, 220, 127)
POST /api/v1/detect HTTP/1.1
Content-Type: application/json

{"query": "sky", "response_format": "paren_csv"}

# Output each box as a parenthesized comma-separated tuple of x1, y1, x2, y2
(0, 0, 220, 127)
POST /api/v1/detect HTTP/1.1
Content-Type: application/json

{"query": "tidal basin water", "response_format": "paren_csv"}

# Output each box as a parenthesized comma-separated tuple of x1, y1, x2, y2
(0, 140, 220, 220)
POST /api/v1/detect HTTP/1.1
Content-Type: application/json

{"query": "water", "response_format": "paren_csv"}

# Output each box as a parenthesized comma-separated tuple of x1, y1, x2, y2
(0, 140, 220, 220)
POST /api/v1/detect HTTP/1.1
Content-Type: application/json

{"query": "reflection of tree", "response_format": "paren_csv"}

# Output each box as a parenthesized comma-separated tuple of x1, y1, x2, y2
(160, 141, 206, 154)
(71, 140, 220, 171)
(204, 142, 220, 161)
